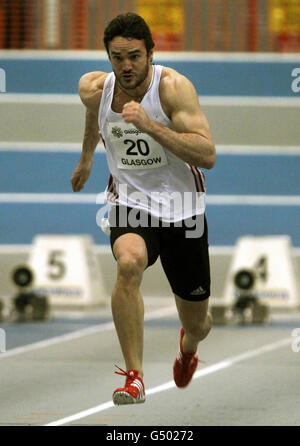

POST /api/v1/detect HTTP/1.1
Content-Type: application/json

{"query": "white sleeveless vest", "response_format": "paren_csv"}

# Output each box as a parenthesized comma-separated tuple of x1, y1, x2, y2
(98, 64, 206, 222)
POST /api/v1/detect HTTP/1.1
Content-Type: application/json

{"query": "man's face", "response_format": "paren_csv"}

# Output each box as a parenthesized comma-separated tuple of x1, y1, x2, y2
(108, 37, 153, 90)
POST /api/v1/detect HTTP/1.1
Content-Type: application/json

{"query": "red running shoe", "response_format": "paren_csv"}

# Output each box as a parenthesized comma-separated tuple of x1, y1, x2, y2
(173, 328, 199, 388)
(113, 366, 146, 405)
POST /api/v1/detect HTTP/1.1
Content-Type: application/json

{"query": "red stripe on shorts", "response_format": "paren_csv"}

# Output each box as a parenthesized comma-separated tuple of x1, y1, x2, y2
(195, 167, 205, 192)
(189, 165, 200, 192)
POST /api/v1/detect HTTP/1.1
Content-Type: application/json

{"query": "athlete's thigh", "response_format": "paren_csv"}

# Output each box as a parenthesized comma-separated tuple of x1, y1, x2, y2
(109, 205, 160, 268)
(160, 216, 211, 301)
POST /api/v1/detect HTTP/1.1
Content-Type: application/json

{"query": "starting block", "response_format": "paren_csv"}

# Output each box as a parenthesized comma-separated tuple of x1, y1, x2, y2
(211, 235, 299, 324)
(28, 235, 107, 307)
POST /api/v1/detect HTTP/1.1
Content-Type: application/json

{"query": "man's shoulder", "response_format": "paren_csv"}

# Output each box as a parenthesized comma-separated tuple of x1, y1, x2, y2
(79, 71, 109, 90)
(160, 66, 191, 89)
(79, 71, 110, 108)
(159, 66, 195, 111)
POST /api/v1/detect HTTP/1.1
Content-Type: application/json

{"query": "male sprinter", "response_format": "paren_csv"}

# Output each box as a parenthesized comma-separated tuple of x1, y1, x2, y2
(71, 12, 215, 405)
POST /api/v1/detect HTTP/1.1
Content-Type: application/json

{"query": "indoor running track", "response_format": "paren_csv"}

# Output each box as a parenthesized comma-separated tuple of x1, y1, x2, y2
(0, 299, 299, 426)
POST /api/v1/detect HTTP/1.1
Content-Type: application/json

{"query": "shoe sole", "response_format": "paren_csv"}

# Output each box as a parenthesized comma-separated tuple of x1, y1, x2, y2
(113, 391, 146, 405)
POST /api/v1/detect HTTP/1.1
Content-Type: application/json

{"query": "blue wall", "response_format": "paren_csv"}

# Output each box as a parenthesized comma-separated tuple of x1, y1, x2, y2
(1, 55, 300, 96)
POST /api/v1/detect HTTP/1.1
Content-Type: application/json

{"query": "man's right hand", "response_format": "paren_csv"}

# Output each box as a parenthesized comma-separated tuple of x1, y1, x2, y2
(71, 159, 93, 192)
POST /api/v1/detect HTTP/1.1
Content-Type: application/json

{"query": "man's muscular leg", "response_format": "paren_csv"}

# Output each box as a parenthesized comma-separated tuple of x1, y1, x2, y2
(111, 233, 148, 378)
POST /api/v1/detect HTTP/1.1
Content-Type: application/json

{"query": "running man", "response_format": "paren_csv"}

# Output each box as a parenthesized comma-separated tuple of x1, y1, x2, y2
(71, 12, 216, 405)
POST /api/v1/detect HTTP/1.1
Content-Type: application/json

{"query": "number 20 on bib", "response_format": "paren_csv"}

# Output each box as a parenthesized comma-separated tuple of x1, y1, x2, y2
(108, 123, 168, 170)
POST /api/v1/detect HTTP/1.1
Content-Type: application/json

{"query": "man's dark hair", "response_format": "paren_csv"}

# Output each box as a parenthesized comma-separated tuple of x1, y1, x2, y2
(103, 12, 155, 56)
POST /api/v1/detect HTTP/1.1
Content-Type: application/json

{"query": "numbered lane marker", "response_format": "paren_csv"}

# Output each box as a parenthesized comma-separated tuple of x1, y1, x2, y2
(220, 235, 299, 309)
(29, 235, 106, 307)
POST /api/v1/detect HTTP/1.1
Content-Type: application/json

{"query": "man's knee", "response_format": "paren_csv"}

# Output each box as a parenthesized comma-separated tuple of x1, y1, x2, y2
(113, 234, 148, 281)
(117, 253, 147, 283)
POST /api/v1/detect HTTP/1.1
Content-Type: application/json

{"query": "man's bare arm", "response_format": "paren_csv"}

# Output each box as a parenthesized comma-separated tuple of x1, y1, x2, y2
(122, 72, 215, 169)
(78, 71, 105, 161)
(71, 72, 106, 192)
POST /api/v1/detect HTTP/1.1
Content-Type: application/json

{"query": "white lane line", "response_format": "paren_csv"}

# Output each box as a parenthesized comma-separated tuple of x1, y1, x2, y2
(1, 94, 300, 106)
(1, 193, 300, 206)
(2, 244, 300, 257)
(0, 93, 81, 104)
(1, 142, 299, 155)
(215, 145, 300, 155)
(0, 305, 177, 360)
(0, 141, 105, 152)
(1, 49, 300, 61)
(0, 193, 100, 203)
(0, 322, 114, 360)
(199, 96, 300, 106)
(207, 195, 300, 206)
(44, 336, 291, 426)
(0, 141, 103, 152)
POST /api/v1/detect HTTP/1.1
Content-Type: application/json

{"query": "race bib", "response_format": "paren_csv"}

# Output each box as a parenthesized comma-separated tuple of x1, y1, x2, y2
(107, 122, 168, 170)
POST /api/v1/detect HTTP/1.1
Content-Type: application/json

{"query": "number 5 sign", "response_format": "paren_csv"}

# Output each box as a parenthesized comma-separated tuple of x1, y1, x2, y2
(28, 235, 106, 307)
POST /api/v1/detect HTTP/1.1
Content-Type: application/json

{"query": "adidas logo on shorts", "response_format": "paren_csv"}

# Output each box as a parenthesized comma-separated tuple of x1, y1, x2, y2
(190, 286, 206, 296)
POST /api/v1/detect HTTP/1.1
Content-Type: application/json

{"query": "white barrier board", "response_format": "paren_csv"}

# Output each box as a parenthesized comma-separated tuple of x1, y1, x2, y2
(222, 235, 299, 309)
(29, 235, 106, 306)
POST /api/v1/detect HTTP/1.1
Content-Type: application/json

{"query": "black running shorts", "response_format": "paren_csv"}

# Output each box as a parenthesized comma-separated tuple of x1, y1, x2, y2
(109, 205, 211, 302)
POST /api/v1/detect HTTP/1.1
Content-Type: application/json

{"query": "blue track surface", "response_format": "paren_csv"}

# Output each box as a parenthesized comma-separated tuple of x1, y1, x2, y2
(1, 150, 300, 246)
